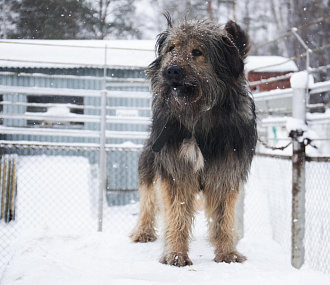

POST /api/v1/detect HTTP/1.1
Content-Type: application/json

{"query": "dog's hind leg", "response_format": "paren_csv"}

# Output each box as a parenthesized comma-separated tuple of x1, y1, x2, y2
(157, 178, 196, 267)
(130, 149, 158, 243)
(204, 187, 247, 263)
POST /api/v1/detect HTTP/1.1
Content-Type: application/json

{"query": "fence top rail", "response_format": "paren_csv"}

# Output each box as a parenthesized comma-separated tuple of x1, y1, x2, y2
(252, 79, 330, 102)
(0, 85, 151, 99)
(0, 101, 102, 111)
(0, 71, 149, 83)
(253, 88, 293, 101)
(0, 126, 149, 139)
(0, 85, 101, 97)
(0, 140, 144, 152)
(0, 112, 151, 125)
(309, 80, 330, 94)
(306, 156, 330, 162)
(0, 39, 155, 52)
(255, 152, 330, 162)
(0, 57, 150, 69)
(255, 152, 292, 160)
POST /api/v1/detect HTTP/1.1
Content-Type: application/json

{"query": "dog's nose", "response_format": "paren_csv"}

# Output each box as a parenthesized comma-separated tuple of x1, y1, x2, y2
(167, 65, 184, 80)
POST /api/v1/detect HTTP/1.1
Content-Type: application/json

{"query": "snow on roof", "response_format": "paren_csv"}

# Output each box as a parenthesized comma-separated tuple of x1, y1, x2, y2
(0, 40, 298, 72)
(245, 56, 298, 73)
(0, 40, 156, 69)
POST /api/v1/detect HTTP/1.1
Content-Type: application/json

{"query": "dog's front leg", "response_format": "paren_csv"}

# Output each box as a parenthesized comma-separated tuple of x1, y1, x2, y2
(157, 178, 196, 267)
(204, 188, 247, 263)
(130, 182, 158, 243)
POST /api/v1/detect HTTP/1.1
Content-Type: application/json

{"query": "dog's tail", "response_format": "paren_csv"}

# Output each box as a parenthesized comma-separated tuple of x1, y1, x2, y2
(225, 20, 251, 59)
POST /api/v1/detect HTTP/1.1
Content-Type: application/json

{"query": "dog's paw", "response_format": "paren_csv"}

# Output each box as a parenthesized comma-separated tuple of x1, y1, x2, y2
(130, 230, 157, 243)
(160, 252, 193, 267)
(214, 251, 247, 263)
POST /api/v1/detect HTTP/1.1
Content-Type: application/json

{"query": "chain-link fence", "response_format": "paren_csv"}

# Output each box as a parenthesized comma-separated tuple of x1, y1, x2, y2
(246, 154, 330, 274)
(2, 144, 329, 276)
(0, 144, 141, 276)
(245, 154, 292, 253)
(305, 158, 330, 273)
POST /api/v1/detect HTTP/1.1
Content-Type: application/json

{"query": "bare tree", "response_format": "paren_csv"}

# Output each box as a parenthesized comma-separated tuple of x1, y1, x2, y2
(270, 0, 289, 56)
(91, 0, 141, 39)
(0, 0, 15, 39)
(94, 0, 111, 39)
(207, 0, 214, 22)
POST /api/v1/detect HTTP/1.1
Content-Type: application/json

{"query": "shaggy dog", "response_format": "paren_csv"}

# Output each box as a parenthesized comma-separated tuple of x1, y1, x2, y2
(130, 14, 257, 267)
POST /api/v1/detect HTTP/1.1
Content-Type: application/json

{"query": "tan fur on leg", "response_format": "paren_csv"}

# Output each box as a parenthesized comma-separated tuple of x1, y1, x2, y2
(130, 183, 157, 243)
(204, 187, 246, 263)
(156, 178, 197, 266)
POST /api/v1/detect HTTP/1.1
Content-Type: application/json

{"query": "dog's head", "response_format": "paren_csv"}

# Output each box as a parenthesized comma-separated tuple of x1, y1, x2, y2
(147, 13, 250, 120)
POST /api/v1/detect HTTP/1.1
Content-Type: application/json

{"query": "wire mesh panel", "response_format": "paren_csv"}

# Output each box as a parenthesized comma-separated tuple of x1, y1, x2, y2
(305, 158, 330, 274)
(245, 154, 292, 255)
(1, 147, 330, 275)
(247, 154, 330, 274)
(0, 144, 143, 277)
(0, 145, 100, 275)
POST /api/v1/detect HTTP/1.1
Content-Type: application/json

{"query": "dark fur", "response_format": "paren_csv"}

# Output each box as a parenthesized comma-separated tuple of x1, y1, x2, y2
(130, 14, 257, 267)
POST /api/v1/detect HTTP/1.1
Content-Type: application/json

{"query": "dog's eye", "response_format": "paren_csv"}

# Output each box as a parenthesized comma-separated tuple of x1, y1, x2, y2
(192, 49, 203, 57)
(169, 46, 175, 53)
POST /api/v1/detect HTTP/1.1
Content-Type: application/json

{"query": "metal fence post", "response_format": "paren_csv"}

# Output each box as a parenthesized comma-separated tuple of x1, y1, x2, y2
(98, 45, 108, 232)
(289, 71, 309, 269)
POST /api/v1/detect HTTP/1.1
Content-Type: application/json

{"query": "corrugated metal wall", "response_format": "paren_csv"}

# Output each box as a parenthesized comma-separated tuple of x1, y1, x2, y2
(0, 67, 150, 144)
(0, 67, 151, 192)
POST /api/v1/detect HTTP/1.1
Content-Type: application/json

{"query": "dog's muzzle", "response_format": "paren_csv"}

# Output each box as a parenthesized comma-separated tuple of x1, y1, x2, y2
(167, 65, 184, 81)
(166, 65, 185, 91)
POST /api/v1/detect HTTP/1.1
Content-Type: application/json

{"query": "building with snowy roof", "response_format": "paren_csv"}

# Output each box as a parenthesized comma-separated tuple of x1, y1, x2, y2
(0, 40, 301, 146)
(0, 40, 302, 151)
(0, 39, 154, 139)
(0, 40, 156, 197)
(246, 55, 298, 92)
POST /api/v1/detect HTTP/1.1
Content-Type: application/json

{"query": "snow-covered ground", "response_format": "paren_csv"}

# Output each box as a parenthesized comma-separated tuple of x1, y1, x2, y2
(1, 155, 330, 284)
(2, 214, 330, 285)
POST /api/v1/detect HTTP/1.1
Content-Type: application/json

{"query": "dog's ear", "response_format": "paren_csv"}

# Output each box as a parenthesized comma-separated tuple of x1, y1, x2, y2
(220, 35, 244, 79)
(218, 21, 250, 79)
(224, 20, 250, 59)
(155, 31, 168, 55)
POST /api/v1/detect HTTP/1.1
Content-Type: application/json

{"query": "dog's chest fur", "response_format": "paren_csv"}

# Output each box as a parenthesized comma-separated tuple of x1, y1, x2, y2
(179, 137, 204, 172)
